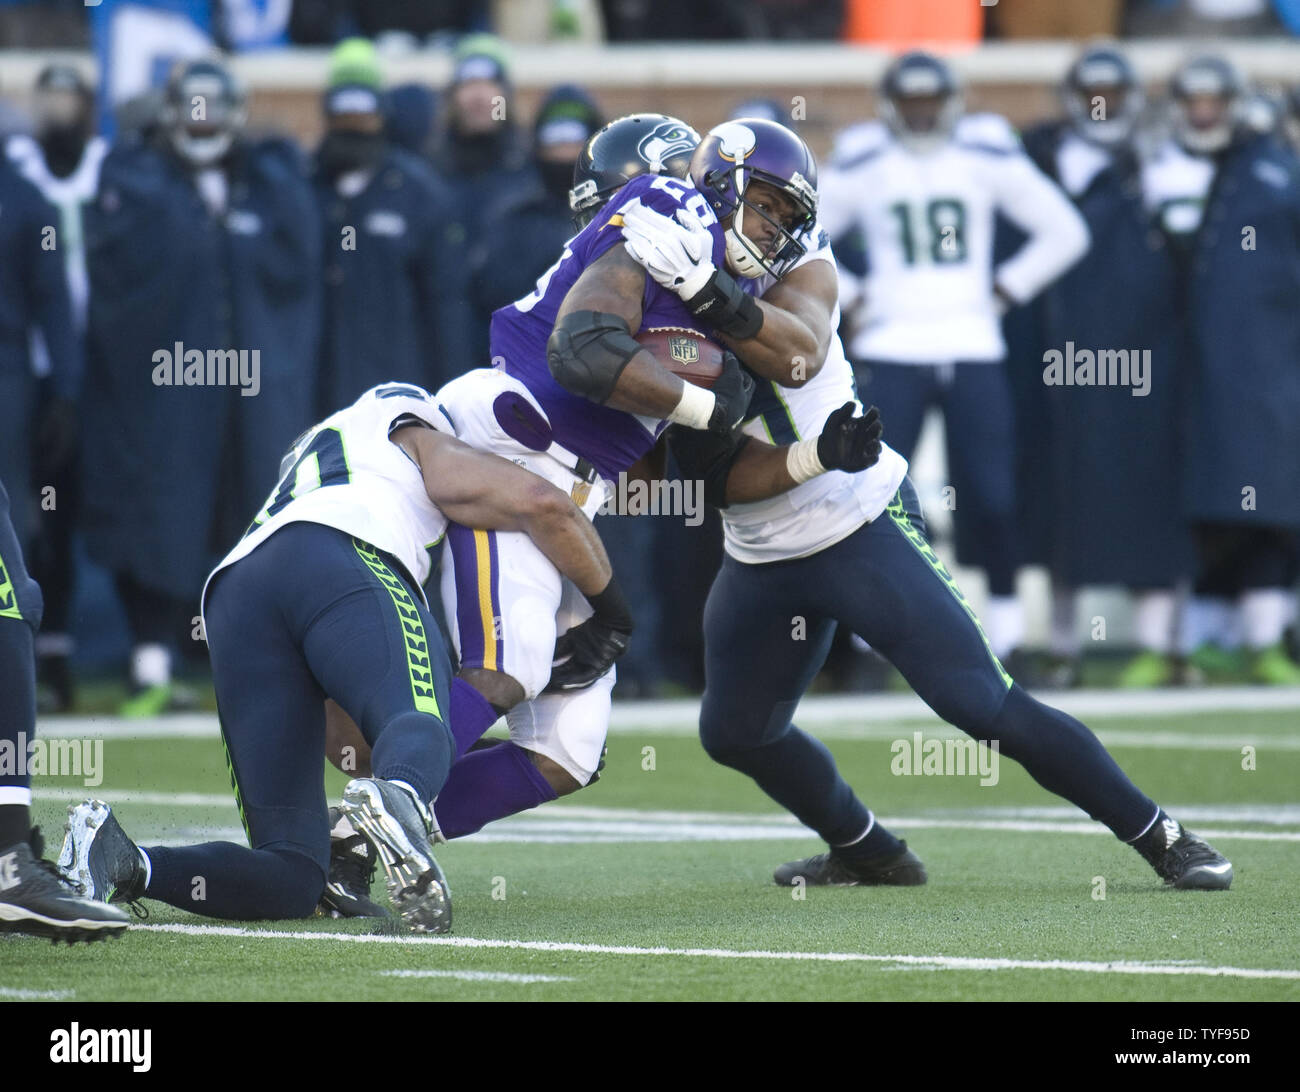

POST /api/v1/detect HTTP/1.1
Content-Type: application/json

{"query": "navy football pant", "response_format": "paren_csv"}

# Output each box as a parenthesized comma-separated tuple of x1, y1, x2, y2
(0, 478, 42, 847)
(700, 480, 1158, 846)
(856, 360, 1019, 593)
(144, 522, 455, 919)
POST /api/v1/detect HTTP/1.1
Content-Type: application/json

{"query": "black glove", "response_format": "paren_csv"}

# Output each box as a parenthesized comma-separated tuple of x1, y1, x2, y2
(707, 352, 756, 436)
(816, 402, 883, 473)
(35, 395, 79, 475)
(545, 578, 634, 693)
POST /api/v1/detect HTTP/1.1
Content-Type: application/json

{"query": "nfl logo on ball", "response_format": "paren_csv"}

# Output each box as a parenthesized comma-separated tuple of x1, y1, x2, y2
(668, 336, 700, 366)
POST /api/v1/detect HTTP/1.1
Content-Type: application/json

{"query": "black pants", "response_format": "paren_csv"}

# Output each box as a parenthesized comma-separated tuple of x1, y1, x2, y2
(700, 479, 1158, 845)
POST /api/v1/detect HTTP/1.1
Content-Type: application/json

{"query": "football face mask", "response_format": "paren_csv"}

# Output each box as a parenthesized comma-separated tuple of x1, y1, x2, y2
(692, 118, 818, 280)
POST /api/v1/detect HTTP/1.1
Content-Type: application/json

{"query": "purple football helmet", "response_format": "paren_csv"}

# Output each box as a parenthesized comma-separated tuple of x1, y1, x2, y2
(690, 117, 818, 280)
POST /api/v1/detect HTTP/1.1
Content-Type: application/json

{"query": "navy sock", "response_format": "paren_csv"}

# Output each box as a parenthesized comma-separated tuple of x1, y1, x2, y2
(370, 710, 454, 804)
(704, 724, 872, 847)
(145, 843, 324, 920)
(0, 614, 35, 849)
(448, 676, 501, 759)
(834, 814, 905, 860)
(0, 805, 30, 850)
(434, 742, 557, 839)
(987, 685, 1158, 841)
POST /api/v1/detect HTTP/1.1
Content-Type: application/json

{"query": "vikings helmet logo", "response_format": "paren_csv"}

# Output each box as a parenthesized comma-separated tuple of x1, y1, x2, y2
(638, 121, 697, 172)
(713, 121, 758, 164)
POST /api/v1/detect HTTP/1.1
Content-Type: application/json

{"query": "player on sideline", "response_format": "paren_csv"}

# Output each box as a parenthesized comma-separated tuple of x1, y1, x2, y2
(57, 383, 627, 931)
(820, 51, 1092, 666)
(614, 117, 1232, 891)
(0, 477, 129, 941)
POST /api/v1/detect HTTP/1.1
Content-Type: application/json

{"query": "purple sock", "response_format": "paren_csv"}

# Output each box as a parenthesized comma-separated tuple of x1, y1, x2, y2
(435, 742, 557, 838)
(449, 677, 501, 759)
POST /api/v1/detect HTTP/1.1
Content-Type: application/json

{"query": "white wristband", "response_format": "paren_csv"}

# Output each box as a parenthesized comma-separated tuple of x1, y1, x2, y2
(785, 436, 827, 484)
(667, 381, 717, 430)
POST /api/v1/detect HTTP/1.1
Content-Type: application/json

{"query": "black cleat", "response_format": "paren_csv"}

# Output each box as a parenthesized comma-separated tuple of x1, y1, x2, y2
(57, 800, 148, 909)
(338, 779, 451, 933)
(0, 830, 130, 943)
(1134, 816, 1233, 890)
(319, 807, 391, 919)
(774, 841, 928, 887)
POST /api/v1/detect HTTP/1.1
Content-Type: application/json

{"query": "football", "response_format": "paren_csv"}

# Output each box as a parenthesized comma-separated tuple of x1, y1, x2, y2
(634, 325, 726, 389)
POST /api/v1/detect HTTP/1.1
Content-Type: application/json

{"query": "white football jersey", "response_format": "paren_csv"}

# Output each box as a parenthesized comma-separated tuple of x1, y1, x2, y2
(203, 384, 453, 611)
(1141, 139, 1216, 238)
(819, 115, 1089, 364)
(725, 228, 908, 564)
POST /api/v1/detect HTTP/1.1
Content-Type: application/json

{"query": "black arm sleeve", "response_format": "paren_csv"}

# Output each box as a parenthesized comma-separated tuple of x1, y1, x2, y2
(665, 425, 752, 509)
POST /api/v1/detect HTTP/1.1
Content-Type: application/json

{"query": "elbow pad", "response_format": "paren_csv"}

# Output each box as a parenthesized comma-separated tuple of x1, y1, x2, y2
(667, 426, 752, 509)
(546, 310, 644, 404)
(683, 268, 764, 341)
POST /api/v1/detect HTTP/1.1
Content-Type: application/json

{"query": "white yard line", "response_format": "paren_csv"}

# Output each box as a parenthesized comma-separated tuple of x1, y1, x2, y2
(33, 686, 1300, 742)
(130, 923, 1300, 981)
(0, 986, 75, 999)
(35, 793, 1299, 846)
(378, 969, 573, 984)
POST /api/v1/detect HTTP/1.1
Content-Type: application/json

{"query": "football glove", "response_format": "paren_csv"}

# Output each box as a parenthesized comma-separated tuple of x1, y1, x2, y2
(545, 578, 634, 693)
(623, 202, 763, 340)
(35, 393, 78, 475)
(707, 352, 756, 435)
(816, 402, 883, 473)
(622, 202, 716, 300)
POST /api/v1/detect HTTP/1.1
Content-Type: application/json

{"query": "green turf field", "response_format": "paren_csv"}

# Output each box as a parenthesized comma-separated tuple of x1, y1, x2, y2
(3, 697, 1298, 1002)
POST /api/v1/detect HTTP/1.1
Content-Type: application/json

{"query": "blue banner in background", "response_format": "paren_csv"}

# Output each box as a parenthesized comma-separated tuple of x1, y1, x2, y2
(91, 0, 212, 137)
(220, 0, 292, 50)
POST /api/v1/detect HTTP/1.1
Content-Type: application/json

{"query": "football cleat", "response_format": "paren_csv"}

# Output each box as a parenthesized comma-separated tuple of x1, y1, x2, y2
(1135, 816, 1233, 890)
(1116, 650, 1176, 689)
(57, 800, 147, 909)
(0, 830, 130, 943)
(774, 841, 928, 887)
(318, 807, 391, 919)
(338, 778, 451, 933)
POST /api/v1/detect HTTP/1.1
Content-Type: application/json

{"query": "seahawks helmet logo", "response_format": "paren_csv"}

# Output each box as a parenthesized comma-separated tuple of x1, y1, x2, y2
(668, 336, 700, 366)
(639, 122, 697, 172)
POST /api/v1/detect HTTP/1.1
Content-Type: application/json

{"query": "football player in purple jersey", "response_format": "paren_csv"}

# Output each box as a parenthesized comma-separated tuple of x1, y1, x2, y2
(318, 115, 884, 917)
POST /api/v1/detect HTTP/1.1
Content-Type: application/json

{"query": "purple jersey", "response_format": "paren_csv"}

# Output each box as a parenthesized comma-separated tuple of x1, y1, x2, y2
(489, 172, 725, 480)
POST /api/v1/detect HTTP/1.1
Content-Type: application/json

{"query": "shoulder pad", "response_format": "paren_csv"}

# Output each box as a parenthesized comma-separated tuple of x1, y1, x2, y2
(830, 121, 890, 169)
(955, 113, 1022, 155)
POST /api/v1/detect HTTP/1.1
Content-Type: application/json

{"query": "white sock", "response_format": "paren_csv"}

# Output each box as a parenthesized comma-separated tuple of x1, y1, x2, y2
(139, 848, 152, 889)
(1049, 585, 1078, 658)
(984, 595, 1024, 660)
(0, 786, 33, 807)
(1239, 588, 1293, 650)
(1134, 590, 1177, 654)
(131, 644, 171, 689)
